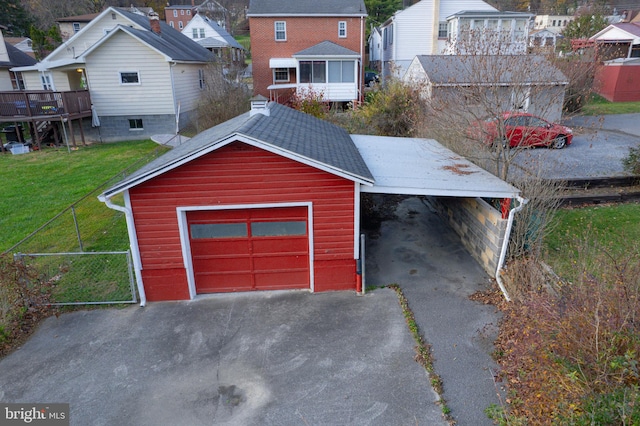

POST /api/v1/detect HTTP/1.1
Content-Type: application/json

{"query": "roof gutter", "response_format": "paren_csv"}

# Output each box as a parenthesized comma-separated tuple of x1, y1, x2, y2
(495, 195, 528, 302)
(99, 193, 147, 307)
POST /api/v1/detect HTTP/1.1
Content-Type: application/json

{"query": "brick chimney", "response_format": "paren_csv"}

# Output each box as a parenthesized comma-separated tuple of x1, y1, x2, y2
(149, 11, 161, 34)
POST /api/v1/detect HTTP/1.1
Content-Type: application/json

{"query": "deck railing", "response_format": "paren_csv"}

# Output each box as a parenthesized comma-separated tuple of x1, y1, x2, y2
(0, 90, 92, 119)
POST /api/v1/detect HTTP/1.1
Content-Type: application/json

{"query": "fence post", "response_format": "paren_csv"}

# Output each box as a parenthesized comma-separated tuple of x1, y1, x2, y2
(71, 206, 84, 252)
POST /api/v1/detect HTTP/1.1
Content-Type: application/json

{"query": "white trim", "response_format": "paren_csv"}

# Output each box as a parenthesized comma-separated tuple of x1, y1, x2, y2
(177, 202, 315, 299)
(102, 133, 374, 199)
(339, 21, 347, 38)
(274, 21, 287, 41)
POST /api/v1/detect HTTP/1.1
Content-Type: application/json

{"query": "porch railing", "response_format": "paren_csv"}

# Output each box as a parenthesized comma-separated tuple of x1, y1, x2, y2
(0, 90, 92, 119)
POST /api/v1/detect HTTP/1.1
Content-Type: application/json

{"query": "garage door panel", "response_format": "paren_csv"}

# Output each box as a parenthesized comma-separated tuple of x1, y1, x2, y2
(251, 237, 308, 253)
(252, 254, 309, 270)
(254, 270, 310, 288)
(189, 240, 248, 256)
(187, 207, 310, 293)
(195, 273, 253, 292)
(192, 256, 251, 272)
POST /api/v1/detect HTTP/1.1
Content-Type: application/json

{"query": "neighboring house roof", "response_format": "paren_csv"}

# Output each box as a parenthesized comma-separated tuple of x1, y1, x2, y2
(447, 10, 532, 19)
(247, 0, 367, 16)
(100, 102, 374, 198)
(193, 15, 244, 49)
(56, 13, 100, 22)
(294, 41, 360, 57)
(0, 42, 37, 68)
(591, 22, 640, 40)
(93, 24, 213, 63)
(412, 55, 568, 85)
(16, 7, 213, 71)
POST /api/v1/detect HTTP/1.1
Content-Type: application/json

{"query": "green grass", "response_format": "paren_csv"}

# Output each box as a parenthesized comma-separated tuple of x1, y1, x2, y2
(0, 141, 165, 253)
(582, 94, 640, 116)
(544, 202, 640, 278)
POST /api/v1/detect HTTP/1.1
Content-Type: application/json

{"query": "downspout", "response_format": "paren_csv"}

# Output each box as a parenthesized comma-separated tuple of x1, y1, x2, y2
(360, 15, 364, 103)
(100, 194, 147, 306)
(495, 195, 528, 302)
(169, 61, 179, 131)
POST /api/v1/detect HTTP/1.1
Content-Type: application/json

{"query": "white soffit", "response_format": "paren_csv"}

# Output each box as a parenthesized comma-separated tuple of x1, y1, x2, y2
(351, 135, 520, 199)
(269, 58, 297, 68)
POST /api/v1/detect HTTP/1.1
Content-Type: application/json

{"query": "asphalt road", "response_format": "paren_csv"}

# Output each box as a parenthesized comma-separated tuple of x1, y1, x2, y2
(512, 113, 640, 180)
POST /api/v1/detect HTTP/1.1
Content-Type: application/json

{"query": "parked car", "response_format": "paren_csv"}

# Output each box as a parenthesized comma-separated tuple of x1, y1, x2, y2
(469, 112, 573, 149)
(364, 71, 379, 87)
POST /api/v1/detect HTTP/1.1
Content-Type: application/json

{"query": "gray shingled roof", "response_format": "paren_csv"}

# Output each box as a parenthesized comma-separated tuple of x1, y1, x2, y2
(201, 16, 244, 49)
(101, 102, 373, 198)
(0, 42, 37, 68)
(294, 41, 359, 57)
(248, 0, 367, 16)
(117, 9, 214, 62)
(414, 55, 568, 85)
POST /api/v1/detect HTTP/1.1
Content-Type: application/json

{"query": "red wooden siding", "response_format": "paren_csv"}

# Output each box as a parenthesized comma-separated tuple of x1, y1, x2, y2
(596, 64, 640, 102)
(129, 142, 357, 300)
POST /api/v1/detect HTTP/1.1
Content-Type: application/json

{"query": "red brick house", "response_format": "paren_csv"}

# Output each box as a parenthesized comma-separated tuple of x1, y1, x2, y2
(247, 0, 367, 105)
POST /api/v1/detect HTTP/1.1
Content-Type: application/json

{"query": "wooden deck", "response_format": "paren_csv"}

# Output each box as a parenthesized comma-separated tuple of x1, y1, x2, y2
(0, 90, 93, 147)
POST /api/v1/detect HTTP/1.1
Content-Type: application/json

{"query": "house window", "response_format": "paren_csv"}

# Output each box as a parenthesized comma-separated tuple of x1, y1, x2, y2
(552, 20, 556, 26)
(41, 73, 54, 90)
(198, 69, 205, 89)
(128, 119, 143, 130)
(170, 22, 174, 28)
(179, 21, 184, 29)
(383, 28, 387, 48)
(299, 61, 326, 83)
(193, 29, 198, 38)
(111, 13, 116, 20)
(73, 23, 81, 33)
(328, 61, 354, 83)
(338, 21, 347, 38)
(187, 10, 191, 16)
(173, 10, 178, 17)
(275, 21, 286, 41)
(10, 72, 25, 90)
(199, 28, 205, 38)
(120, 71, 140, 85)
(274, 68, 290, 82)
(180, 10, 184, 15)
(438, 22, 448, 38)
(389, 24, 393, 44)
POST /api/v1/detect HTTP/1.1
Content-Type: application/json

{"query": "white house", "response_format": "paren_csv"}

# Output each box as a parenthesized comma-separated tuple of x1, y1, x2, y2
(12, 7, 214, 141)
(368, 27, 382, 72)
(378, 0, 530, 79)
(404, 55, 568, 122)
(0, 30, 36, 91)
(182, 13, 245, 66)
(533, 15, 574, 34)
(590, 22, 640, 60)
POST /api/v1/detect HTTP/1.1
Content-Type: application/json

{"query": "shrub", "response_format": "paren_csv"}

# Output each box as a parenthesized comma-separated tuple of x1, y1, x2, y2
(0, 255, 52, 356)
(290, 87, 330, 119)
(623, 145, 640, 175)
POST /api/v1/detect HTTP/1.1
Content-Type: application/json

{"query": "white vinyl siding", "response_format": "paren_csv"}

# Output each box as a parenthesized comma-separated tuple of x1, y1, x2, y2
(83, 32, 174, 116)
(172, 63, 205, 112)
(0, 73, 12, 91)
(46, 12, 136, 63)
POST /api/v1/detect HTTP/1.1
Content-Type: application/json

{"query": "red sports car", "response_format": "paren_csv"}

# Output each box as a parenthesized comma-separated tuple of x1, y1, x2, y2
(470, 112, 573, 149)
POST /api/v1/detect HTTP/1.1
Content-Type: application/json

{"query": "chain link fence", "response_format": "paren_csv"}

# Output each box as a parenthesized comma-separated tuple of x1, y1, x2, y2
(14, 252, 137, 305)
(3, 145, 167, 305)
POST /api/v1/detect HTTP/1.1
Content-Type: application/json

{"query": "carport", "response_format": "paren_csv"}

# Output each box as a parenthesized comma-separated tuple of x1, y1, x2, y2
(351, 135, 524, 299)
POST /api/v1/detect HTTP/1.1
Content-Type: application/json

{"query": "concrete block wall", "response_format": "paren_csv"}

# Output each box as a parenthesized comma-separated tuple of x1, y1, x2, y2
(426, 196, 507, 276)
(79, 114, 179, 143)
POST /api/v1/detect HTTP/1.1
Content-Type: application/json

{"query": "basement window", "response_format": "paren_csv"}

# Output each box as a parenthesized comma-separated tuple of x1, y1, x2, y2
(128, 119, 143, 130)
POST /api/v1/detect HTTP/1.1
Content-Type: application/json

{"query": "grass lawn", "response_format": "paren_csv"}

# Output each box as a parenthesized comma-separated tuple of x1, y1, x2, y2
(582, 94, 640, 116)
(544, 201, 640, 279)
(0, 141, 165, 253)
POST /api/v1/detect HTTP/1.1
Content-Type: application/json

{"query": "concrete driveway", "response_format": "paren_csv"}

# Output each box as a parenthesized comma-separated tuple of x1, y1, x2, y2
(0, 291, 446, 425)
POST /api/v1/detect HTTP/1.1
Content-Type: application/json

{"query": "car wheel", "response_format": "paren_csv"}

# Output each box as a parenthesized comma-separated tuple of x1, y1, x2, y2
(551, 135, 566, 149)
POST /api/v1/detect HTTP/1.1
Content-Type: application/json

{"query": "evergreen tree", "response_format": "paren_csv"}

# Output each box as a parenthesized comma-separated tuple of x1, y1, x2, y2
(0, 0, 34, 36)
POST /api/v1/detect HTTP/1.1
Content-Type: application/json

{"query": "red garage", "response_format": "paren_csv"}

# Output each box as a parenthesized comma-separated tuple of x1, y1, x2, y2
(100, 98, 522, 304)
(99, 99, 374, 302)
